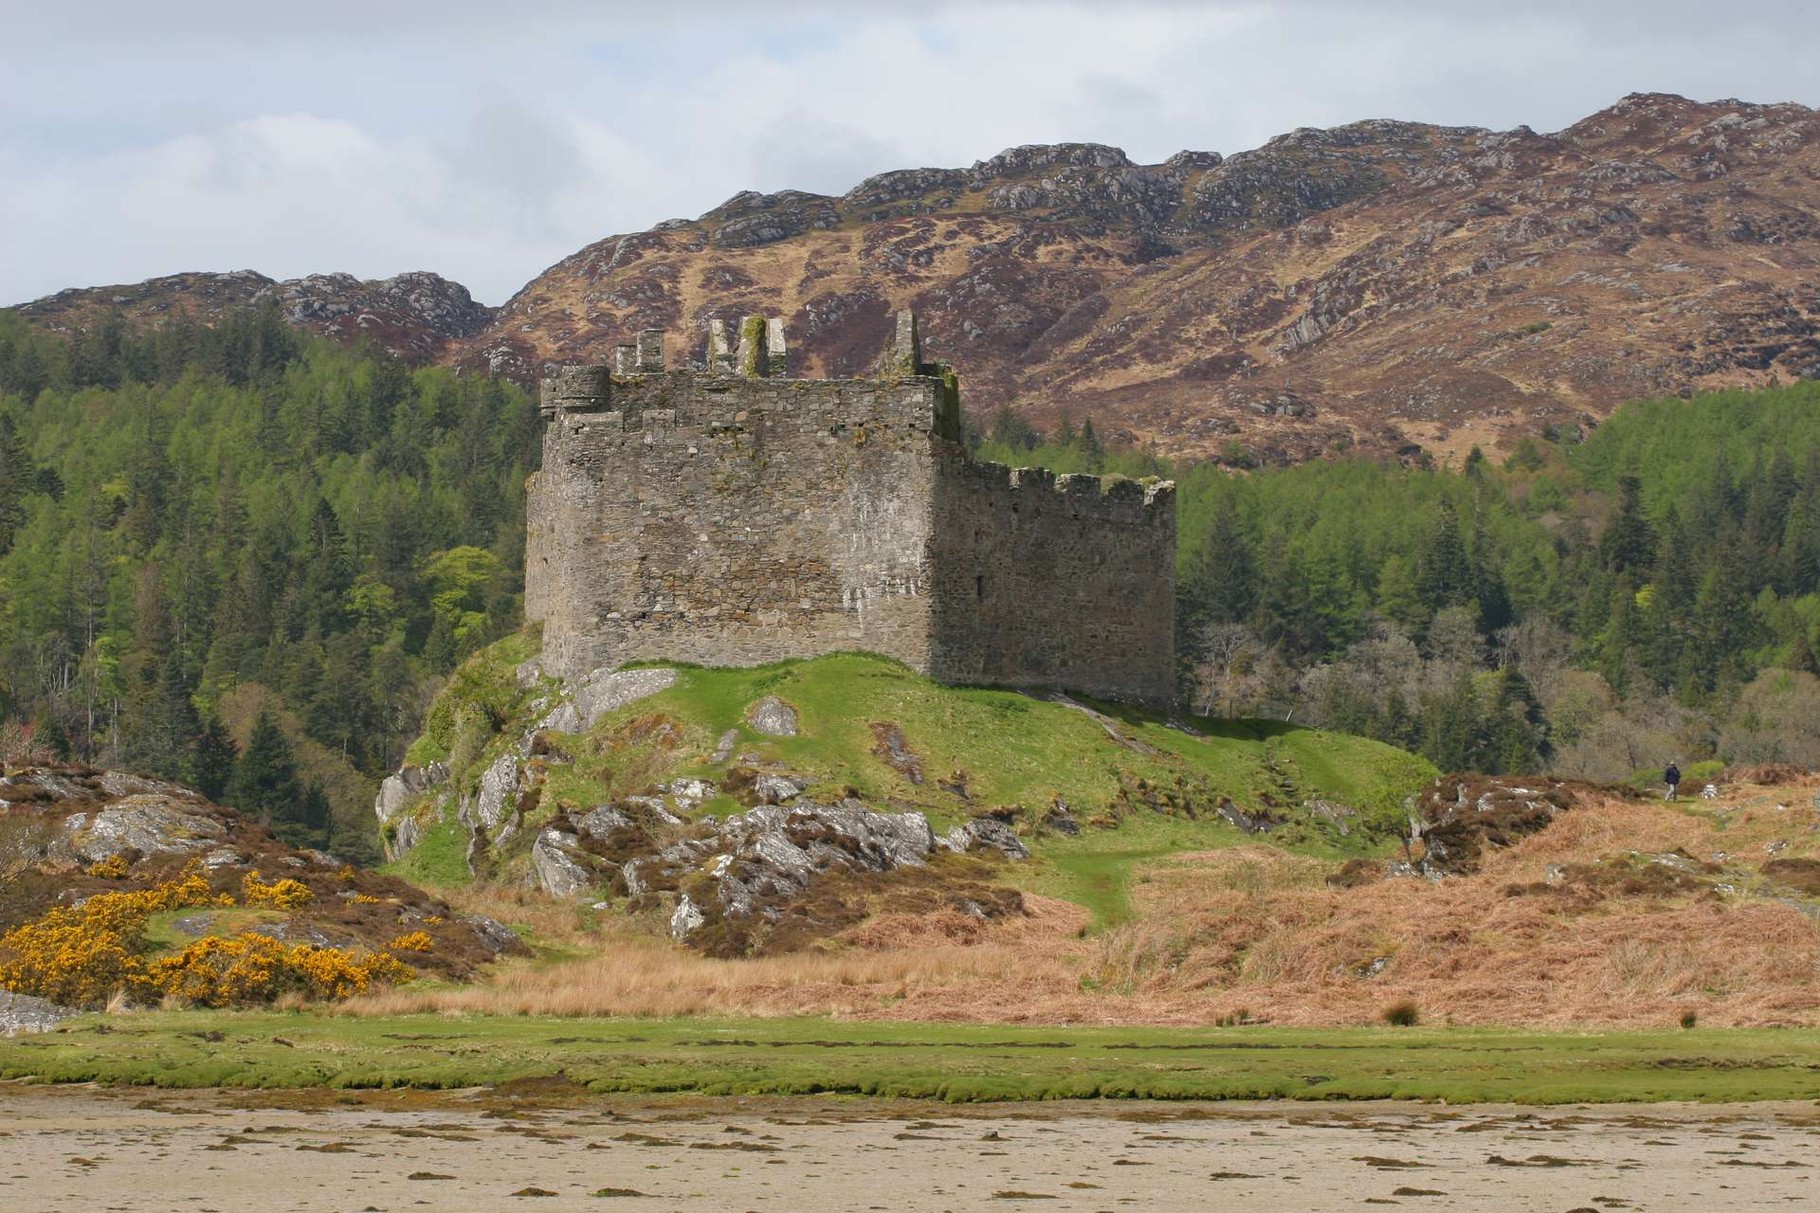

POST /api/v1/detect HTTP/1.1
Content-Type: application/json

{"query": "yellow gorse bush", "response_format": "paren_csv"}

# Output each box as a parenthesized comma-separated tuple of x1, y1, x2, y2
(0, 867, 413, 1009)
(85, 855, 130, 880)
(386, 931, 434, 953)
(241, 871, 315, 909)
(149, 933, 413, 1007)
(0, 869, 221, 1007)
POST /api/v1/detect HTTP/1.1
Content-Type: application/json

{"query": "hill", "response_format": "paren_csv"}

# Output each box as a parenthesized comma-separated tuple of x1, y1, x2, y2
(16, 269, 491, 366)
(377, 637, 1432, 951)
(465, 91, 1820, 464)
(14, 93, 1820, 464)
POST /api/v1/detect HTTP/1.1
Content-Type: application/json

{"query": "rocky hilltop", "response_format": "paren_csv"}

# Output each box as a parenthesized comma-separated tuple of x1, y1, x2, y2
(465, 92, 1820, 461)
(17, 269, 492, 365)
(16, 93, 1820, 460)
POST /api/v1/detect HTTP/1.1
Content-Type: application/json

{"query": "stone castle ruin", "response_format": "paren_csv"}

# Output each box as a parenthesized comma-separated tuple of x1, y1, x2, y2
(525, 311, 1176, 704)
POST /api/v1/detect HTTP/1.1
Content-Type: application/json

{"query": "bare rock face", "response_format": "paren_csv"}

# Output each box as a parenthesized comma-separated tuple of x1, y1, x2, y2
(531, 828, 596, 898)
(473, 752, 521, 832)
(939, 817, 1030, 860)
(63, 797, 229, 864)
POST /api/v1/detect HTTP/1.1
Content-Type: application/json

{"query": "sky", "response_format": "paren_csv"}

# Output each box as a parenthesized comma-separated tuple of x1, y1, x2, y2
(3, 0, 1818, 307)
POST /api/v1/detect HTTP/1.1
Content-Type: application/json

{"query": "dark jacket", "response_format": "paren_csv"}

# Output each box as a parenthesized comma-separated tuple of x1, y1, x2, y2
(1665, 765, 1681, 785)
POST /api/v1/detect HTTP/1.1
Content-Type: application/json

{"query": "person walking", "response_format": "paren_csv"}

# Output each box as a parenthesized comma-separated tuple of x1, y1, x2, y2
(1665, 762, 1681, 801)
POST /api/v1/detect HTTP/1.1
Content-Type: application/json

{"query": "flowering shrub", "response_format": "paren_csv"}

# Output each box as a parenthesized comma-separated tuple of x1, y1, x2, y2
(150, 933, 413, 1007)
(0, 870, 222, 1007)
(241, 871, 315, 909)
(386, 931, 434, 953)
(86, 856, 130, 880)
(0, 867, 412, 1009)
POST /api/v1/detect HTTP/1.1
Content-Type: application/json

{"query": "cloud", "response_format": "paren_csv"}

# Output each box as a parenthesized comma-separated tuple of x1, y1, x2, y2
(4, 2, 1819, 306)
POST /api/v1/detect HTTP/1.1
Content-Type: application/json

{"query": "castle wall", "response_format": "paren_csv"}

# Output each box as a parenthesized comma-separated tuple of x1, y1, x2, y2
(527, 366, 948, 684)
(929, 460, 1177, 705)
(526, 312, 1177, 706)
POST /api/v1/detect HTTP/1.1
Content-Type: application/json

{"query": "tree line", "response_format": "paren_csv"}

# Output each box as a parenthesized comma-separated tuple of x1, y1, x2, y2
(0, 304, 538, 859)
(972, 383, 1820, 782)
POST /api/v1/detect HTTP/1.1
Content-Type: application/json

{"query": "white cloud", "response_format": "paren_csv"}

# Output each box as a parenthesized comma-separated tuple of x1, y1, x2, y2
(4, 2, 1819, 306)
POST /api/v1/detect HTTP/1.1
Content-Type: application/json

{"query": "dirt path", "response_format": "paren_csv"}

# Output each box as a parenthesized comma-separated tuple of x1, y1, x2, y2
(2, 1084, 1816, 1211)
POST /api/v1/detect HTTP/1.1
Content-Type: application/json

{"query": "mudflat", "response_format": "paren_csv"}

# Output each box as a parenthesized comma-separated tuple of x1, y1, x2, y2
(2, 1085, 1816, 1212)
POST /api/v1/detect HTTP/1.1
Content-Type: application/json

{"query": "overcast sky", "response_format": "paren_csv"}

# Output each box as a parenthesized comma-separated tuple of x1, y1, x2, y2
(3, 0, 1817, 307)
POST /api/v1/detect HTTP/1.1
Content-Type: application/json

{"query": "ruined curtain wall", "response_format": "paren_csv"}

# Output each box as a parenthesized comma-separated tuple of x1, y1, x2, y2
(527, 373, 942, 684)
(929, 460, 1176, 706)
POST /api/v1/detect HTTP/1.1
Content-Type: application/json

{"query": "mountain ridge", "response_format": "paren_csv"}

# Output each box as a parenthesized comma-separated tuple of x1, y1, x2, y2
(16, 92, 1820, 462)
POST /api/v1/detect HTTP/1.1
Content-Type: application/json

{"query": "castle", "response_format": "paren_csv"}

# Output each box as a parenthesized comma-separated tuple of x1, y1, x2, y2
(524, 312, 1176, 705)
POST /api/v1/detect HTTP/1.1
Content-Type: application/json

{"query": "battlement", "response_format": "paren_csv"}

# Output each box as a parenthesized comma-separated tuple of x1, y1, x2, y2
(957, 463, 1177, 511)
(525, 309, 1175, 705)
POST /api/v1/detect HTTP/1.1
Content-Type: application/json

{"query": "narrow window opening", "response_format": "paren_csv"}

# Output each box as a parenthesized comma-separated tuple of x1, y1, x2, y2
(975, 574, 985, 600)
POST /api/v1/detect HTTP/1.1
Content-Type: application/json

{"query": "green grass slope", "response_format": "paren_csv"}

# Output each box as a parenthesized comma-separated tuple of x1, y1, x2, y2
(389, 640, 1434, 924)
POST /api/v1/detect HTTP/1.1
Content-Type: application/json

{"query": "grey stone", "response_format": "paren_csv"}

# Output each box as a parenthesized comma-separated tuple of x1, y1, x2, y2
(464, 915, 521, 955)
(572, 666, 678, 729)
(475, 751, 520, 831)
(750, 773, 808, 805)
(534, 701, 585, 735)
(375, 761, 449, 823)
(532, 829, 595, 897)
(711, 730, 739, 764)
(665, 778, 714, 810)
(746, 696, 799, 737)
(0, 991, 79, 1036)
(201, 847, 245, 871)
(577, 805, 634, 838)
(64, 797, 228, 863)
(670, 892, 705, 940)
(941, 817, 1030, 860)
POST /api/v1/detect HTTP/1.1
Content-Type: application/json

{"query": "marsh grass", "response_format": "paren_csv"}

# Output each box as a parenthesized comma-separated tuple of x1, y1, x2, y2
(7, 1010, 1820, 1105)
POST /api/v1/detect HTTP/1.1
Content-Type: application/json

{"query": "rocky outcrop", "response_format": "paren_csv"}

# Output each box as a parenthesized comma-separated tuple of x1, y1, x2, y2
(17, 270, 492, 365)
(1412, 775, 1587, 875)
(0, 763, 527, 977)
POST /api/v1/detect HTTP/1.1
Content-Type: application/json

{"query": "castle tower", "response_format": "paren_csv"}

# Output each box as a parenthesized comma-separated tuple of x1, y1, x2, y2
(525, 311, 1176, 704)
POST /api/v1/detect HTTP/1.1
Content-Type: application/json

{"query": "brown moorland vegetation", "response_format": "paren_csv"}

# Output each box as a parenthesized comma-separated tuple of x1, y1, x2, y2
(353, 776, 1820, 1029)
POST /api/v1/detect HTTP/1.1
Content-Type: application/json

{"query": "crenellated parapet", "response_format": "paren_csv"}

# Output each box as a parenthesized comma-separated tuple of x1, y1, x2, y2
(525, 307, 1176, 705)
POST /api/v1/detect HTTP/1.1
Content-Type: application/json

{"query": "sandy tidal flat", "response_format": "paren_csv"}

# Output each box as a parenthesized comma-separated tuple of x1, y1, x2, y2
(1, 1085, 1817, 1212)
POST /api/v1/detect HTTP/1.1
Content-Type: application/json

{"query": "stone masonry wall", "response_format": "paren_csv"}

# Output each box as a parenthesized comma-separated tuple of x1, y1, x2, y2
(527, 346, 950, 683)
(929, 460, 1176, 704)
(526, 313, 1176, 705)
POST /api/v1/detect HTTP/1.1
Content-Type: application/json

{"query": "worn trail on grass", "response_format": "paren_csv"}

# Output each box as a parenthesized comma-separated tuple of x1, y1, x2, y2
(3, 1085, 1818, 1212)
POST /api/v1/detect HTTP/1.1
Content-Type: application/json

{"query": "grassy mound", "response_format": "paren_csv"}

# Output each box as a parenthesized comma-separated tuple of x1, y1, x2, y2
(387, 640, 1434, 927)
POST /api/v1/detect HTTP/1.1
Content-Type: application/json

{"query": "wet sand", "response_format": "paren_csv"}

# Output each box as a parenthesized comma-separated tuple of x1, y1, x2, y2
(1, 1083, 1816, 1211)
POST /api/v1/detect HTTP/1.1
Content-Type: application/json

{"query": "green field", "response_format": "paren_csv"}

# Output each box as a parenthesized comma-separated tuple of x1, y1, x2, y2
(6, 1013, 1819, 1105)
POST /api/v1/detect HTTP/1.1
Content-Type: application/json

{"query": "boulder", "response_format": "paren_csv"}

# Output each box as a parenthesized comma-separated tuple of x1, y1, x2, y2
(664, 778, 715, 810)
(750, 773, 807, 805)
(576, 804, 634, 839)
(746, 696, 799, 736)
(532, 828, 596, 897)
(941, 817, 1030, 859)
(0, 991, 78, 1036)
(573, 667, 678, 729)
(670, 892, 706, 940)
(374, 761, 449, 823)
